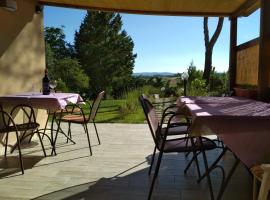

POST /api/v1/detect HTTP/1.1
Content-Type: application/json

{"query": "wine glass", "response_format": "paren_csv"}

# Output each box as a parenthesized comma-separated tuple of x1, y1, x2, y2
(49, 80, 57, 92)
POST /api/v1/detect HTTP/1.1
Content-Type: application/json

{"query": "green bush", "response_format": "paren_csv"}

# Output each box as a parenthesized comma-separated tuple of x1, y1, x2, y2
(119, 86, 161, 115)
(188, 78, 208, 96)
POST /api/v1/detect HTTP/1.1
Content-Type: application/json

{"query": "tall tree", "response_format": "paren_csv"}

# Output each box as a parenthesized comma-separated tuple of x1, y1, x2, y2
(74, 11, 136, 97)
(44, 26, 89, 93)
(45, 26, 73, 59)
(203, 17, 224, 85)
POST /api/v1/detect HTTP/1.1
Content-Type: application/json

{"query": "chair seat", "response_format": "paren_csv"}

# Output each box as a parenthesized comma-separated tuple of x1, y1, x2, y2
(161, 125, 188, 136)
(59, 114, 87, 123)
(49, 108, 81, 115)
(159, 137, 217, 153)
(0, 122, 39, 133)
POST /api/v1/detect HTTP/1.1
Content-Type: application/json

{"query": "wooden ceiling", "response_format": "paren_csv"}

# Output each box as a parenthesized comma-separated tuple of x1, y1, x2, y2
(38, 0, 259, 17)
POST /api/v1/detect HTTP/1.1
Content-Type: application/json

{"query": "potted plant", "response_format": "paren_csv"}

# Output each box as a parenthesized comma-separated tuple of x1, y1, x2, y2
(234, 84, 258, 99)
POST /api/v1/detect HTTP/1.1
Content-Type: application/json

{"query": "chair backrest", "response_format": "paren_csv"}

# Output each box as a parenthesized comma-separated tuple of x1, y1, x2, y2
(139, 95, 160, 144)
(10, 104, 37, 125)
(0, 109, 19, 134)
(89, 91, 105, 121)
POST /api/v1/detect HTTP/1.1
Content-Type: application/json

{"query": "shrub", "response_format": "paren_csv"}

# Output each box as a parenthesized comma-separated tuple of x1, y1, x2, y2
(119, 86, 161, 115)
(188, 78, 208, 96)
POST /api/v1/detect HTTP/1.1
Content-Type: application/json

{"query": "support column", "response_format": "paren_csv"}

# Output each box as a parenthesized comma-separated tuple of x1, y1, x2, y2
(258, 0, 270, 101)
(229, 17, 237, 91)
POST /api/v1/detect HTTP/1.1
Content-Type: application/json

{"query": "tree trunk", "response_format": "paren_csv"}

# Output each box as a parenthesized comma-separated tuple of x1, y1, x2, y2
(203, 47, 213, 85)
(203, 17, 224, 86)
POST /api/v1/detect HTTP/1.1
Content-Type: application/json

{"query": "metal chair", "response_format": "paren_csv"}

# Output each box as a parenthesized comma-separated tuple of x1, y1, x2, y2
(0, 104, 46, 174)
(55, 91, 105, 156)
(143, 96, 191, 175)
(139, 95, 217, 200)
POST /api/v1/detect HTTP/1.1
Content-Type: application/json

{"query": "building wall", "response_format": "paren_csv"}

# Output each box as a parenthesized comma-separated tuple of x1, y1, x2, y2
(0, 0, 45, 94)
(0, 0, 47, 152)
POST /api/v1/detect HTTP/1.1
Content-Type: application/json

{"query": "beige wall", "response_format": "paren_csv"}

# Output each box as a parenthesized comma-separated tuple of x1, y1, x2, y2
(0, 0, 47, 152)
(0, 0, 45, 95)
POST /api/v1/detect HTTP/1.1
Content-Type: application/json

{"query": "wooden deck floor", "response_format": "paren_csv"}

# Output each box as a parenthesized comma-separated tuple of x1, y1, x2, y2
(0, 123, 253, 200)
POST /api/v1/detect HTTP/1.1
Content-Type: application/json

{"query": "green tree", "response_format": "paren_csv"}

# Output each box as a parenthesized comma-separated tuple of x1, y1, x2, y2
(54, 58, 89, 93)
(44, 26, 89, 94)
(74, 11, 136, 97)
(45, 42, 56, 77)
(187, 61, 203, 84)
(45, 26, 73, 59)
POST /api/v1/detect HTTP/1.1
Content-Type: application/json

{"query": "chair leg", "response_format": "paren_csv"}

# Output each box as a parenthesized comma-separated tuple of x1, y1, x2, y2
(36, 131, 47, 157)
(42, 113, 50, 140)
(66, 122, 71, 143)
(84, 124, 92, 156)
(93, 121, 101, 145)
(4, 133, 9, 157)
(148, 151, 163, 200)
(185, 151, 191, 158)
(83, 124, 87, 133)
(148, 146, 157, 176)
(192, 150, 202, 179)
(199, 137, 214, 200)
(10, 131, 27, 154)
(190, 138, 201, 178)
(184, 151, 200, 175)
(15, 132, 24, 174)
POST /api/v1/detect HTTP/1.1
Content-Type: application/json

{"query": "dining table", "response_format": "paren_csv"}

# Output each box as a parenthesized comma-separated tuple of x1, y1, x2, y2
(0, 92, 84, 155)
(176, 96, 270, 199)
(0, 92, 83, 110)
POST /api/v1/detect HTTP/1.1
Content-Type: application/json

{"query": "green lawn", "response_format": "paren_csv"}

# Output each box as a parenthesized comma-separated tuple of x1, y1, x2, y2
(81, 99, 146, 123)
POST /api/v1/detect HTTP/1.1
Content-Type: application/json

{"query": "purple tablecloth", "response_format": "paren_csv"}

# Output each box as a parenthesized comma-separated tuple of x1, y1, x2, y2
(0, 92, 83, 110)
(180, 96, 270, 168)
(176, 96, 254, 106)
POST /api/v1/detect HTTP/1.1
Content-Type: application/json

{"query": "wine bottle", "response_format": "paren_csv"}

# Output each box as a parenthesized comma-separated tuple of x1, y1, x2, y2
(42, 68, 50, 95)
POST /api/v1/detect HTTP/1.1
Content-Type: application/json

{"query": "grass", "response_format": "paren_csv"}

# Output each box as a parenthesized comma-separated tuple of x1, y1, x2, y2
(81, 99, 145, 123)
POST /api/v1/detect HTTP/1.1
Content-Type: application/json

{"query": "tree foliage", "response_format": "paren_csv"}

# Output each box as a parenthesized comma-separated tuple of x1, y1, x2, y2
(45, 27, 73, 59)
(187, 60, 203, 84)
(44, 27, 89, 93)
(54, 58, 89, 92)
(74, 11, 136, 97)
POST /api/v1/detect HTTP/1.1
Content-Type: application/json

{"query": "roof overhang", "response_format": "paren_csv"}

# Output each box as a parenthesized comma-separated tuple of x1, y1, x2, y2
(38, 0, 260, 17)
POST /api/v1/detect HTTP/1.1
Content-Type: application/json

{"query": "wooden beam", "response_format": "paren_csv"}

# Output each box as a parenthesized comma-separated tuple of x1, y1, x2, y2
(229, 17, 237, 91)
(258, 0, 270, 101)
(39, 1, 231, 17)
(232, 0, 258, 17)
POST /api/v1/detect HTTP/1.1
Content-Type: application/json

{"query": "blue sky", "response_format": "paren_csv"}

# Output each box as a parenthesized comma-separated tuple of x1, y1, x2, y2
(44, 6, 260, 73)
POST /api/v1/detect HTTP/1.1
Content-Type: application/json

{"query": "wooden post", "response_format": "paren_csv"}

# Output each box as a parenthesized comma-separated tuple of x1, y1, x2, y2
(258, 0, 270, 101)
(229, 17, 237, 92)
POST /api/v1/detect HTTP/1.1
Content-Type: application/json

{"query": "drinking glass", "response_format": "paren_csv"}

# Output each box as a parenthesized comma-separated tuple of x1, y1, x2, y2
(49, 80, 57, 92)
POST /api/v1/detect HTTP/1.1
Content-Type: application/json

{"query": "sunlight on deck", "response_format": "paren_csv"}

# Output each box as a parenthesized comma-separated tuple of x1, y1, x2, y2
(0, 124, 252, 200)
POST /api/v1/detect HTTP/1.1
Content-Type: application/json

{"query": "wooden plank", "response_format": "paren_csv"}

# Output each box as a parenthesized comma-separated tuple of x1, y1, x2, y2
(236, 44, 259, 85)
(236, 37, 259, 51)
(258, 0, 270, 101)
(229, 17, 237, 91)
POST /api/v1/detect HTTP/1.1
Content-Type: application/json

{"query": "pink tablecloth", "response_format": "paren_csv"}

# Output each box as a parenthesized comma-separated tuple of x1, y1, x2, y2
(0, 92, 83, 110)
(176, 96, 254, 106)
(184, 99, 270, 168)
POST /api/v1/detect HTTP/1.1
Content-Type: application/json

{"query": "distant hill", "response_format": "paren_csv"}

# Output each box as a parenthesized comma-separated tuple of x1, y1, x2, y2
(133, 72, 177, 77)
